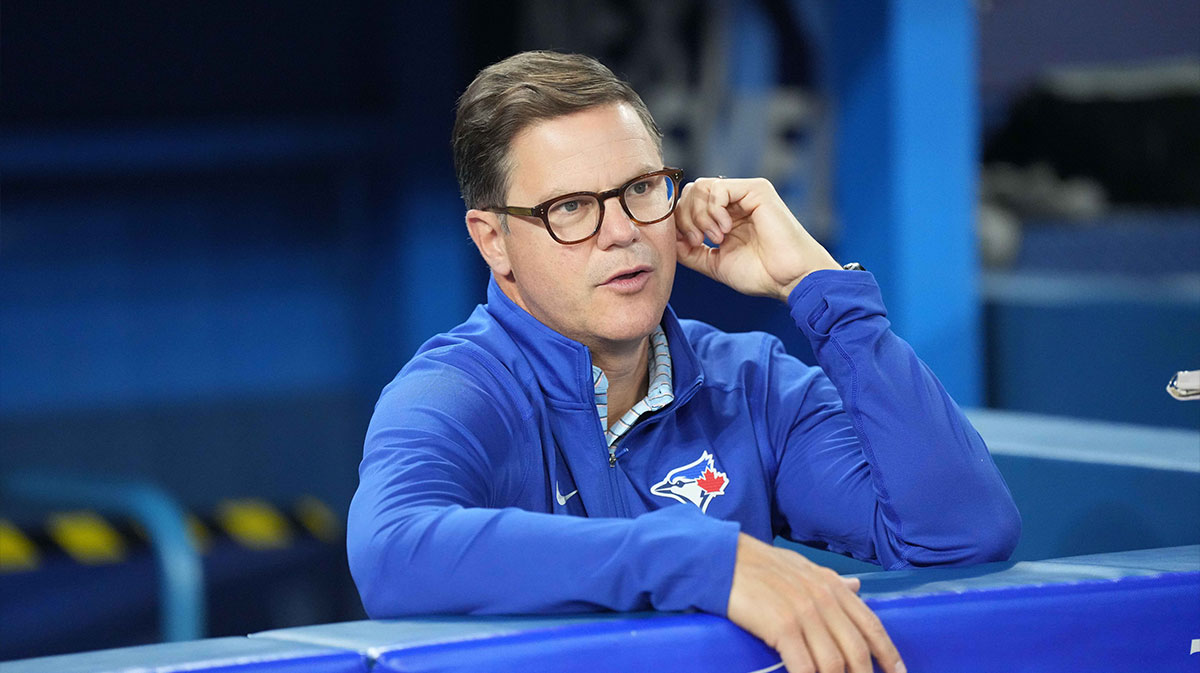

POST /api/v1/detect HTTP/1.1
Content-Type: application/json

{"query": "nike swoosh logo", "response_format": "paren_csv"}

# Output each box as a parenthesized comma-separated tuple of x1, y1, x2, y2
(555, 482, 578, 506)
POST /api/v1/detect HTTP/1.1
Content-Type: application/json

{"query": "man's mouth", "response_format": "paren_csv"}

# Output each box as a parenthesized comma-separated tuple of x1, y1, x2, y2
(602, 266, 653, 285)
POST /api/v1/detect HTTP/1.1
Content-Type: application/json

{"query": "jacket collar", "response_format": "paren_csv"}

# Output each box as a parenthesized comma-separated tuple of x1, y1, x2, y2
(484, 276, 704, 408)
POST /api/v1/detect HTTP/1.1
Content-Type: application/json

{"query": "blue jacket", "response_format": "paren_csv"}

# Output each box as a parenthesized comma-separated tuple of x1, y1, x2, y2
(348, 270, 1020, 618)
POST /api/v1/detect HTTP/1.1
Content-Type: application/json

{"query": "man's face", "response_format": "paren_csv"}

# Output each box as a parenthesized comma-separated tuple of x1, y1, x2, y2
(495, 103, 676, 351)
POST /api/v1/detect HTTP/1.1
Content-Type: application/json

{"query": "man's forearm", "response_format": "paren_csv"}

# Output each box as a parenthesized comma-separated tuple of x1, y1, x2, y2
(347, 497, 740, 617)
(789, 270, 1021, 567)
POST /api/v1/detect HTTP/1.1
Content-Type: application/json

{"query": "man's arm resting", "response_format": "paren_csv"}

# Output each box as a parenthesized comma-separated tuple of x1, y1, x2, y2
(777, 270, 1021, 568)
(348, 491, 739, 616)
(346, 362, 740, 616)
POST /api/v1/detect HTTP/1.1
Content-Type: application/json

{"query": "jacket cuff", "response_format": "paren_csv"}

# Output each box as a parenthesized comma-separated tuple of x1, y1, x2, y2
(636, 505, 742, 615)
(787, 269, 888, 340)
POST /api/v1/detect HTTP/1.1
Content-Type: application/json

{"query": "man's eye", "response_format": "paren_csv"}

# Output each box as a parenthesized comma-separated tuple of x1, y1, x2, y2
(630, 181, 651, 195)
(554, 199, 581, 213)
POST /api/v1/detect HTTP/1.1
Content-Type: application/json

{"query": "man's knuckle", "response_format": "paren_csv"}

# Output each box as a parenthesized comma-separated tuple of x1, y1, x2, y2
(775, 610, 803, 636)
(814, 591, 839, 613)
(794, 597, 819, 621)
(818, 652, 846, 672)
(777, 611, 796, 633)
(845, 641, 871, 668)
(784, 658, 816, 673)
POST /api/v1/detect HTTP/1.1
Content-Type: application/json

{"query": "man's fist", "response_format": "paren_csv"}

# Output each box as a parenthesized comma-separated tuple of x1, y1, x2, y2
(674, 177, 841, 302)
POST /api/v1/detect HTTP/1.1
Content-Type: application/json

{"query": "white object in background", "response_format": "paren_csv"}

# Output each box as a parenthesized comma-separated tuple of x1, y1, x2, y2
(1166, 370, 1200, 401)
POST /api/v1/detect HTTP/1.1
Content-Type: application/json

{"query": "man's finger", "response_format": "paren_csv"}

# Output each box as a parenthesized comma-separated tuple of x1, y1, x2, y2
(775, 634, 818, 673)
(798, 608, 847, 673)
(690, 183, 722, 244)
(707, 202, 734, 239)
(835, 588, 905, 673)
(813, 586, 873, 673)
(674, 185, 707, 248)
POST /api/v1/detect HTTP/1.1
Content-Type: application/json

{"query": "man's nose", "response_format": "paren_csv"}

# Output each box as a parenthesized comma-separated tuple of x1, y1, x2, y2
(595, 196, 639, 248)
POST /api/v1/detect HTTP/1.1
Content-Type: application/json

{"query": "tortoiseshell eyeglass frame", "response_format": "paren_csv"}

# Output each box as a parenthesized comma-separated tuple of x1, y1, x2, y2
(485, 167, 684, 245)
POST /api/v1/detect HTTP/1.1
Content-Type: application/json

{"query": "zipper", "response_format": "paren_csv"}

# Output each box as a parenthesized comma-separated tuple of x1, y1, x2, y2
(605, 440, 627, 517)
(595, 417, 625, 515)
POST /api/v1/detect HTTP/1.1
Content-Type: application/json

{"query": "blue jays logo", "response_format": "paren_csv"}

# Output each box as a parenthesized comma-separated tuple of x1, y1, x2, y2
(650, 451, 730, 513)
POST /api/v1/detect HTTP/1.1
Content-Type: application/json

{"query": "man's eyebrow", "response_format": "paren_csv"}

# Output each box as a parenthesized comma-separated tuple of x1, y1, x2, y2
(534, 165, 662, 203)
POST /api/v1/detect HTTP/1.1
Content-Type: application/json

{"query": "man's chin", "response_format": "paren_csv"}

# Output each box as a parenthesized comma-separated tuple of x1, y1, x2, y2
(596, 304, 668, 343)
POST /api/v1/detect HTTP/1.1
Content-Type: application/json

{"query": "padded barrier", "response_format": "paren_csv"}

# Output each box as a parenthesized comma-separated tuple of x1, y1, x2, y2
(0, 637, 367, 673)
(255, 614, 781, 673)
(246, 546, 1199, 673)
(5, 546, 1197, 672)
(859, 545, 1200, 673)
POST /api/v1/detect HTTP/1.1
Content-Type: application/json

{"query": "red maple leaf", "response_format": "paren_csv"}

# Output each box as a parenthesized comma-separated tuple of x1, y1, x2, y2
(696, 468, 725, 494)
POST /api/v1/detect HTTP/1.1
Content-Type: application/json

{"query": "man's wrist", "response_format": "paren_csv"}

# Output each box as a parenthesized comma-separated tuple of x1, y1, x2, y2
(778, 260, 843, 302)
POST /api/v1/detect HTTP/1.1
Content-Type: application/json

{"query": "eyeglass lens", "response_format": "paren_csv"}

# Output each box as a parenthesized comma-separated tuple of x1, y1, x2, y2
(546, 173, 677, 242)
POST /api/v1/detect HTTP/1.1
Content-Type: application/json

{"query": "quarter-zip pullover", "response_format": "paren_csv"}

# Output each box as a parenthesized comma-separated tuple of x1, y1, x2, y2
(347, 270, 1021, 618)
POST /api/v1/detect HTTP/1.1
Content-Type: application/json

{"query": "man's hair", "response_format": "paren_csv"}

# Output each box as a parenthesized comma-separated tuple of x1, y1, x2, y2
(452, 51, 663, 215)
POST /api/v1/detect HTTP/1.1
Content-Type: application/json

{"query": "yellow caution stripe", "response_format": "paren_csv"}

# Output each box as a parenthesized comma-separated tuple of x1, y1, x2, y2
(216, 499, 293, 550)
(47, 511, 126, 565)
(3, 497, 340, 569)
(0, 519, 40, 572)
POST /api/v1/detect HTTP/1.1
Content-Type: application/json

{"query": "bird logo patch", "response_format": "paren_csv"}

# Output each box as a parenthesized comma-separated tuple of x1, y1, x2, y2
(650, 451, 729, 513)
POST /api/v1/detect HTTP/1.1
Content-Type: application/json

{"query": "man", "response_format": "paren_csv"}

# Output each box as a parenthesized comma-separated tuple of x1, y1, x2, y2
(348, 51, 1020, 673)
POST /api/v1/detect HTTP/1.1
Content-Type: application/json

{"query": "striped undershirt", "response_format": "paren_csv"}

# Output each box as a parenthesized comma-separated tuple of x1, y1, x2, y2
(592, 325, 674, 458)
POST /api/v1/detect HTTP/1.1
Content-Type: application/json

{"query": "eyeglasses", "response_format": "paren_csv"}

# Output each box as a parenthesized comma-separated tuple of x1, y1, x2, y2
(486, 167, 684, 245)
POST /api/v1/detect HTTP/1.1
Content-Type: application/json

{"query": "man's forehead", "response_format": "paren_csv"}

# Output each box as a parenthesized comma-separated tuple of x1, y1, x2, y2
(509, 104, 662, 199)
(534, 158, 662, 194)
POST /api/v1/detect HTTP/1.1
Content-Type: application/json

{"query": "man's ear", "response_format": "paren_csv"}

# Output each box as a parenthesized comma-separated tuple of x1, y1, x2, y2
(465, 209, 513, 278)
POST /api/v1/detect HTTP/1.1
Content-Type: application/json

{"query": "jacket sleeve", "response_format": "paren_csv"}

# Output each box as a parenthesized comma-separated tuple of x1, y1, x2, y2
(767, 270, 1020, 569)
(346, 351, 741, 617)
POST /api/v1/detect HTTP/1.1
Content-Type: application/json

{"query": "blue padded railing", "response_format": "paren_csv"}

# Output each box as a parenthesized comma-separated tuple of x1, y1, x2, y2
(2, 545, 1197, 672)
(256, 546, 1200, 673)
(0, 637, 365, 673)
(0, 472, 205, 642)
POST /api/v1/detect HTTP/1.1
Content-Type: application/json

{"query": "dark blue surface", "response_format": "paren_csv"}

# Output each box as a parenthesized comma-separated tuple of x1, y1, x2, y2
(870, 571, 1200, 673)
(993, 454, 1200, 560)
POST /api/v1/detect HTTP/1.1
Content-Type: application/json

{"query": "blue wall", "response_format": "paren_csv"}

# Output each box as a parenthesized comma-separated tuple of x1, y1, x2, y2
(0, 4, 480, 516)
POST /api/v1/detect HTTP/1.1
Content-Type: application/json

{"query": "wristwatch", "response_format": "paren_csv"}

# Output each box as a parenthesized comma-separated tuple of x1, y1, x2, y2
(842, 262, 867, 271)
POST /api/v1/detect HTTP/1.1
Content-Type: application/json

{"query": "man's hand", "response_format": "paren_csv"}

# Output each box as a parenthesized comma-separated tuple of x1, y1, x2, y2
(675, 177, 842, 302)
(727, 534, 905, 673)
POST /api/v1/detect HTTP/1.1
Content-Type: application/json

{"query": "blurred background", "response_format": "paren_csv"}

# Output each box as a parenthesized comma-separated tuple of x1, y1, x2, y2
(1, 0, 1197, 661)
